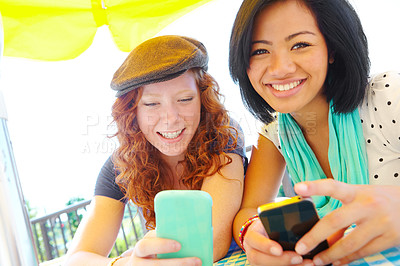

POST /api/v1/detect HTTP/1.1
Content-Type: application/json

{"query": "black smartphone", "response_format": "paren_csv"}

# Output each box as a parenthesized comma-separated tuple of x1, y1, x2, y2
(257, 196, 329, 260)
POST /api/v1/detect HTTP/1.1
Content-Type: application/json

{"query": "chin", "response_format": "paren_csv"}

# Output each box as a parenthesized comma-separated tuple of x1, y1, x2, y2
(157, 146, 187, 158)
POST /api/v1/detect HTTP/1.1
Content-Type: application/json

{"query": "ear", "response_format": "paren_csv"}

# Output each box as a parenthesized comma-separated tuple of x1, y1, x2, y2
(329, 51, 335, 64)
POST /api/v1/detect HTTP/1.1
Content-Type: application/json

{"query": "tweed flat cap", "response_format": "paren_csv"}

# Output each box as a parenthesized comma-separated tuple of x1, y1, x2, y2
(111, 35, 209, 97)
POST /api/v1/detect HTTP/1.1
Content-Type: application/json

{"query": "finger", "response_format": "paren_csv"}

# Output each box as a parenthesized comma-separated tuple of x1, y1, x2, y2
(245, 224, 304, 265)
(246, 248, 304, 266)
(327, 228, 346, 247)
(336, 233, 398, 265)
(321, 217, 398, 266)
(312, 221, 384, 265)
(120, 247, 134, 257)
(294, 180, 357, 204)
(296, 203, 365, 256)
(136, 256, 202, 266)
(135, 237, 181, 258)
(251, 219, 269, 237)
(298, 259, 314, 266)
(143, 230, 157, 238)
(245, 221, 283, 256)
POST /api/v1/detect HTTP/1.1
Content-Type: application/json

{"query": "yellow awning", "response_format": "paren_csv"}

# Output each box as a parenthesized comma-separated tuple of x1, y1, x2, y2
(0, 0, 213, 61)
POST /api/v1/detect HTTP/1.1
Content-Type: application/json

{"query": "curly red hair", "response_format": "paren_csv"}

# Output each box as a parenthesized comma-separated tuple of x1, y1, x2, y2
(111, 68, 239, 229)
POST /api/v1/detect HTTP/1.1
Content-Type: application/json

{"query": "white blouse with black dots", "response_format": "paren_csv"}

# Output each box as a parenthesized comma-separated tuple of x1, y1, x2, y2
(259, 71, 400, 186)
(359, 71, 400, 185)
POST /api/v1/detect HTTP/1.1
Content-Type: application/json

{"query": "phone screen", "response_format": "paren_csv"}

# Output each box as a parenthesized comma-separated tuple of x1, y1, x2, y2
(259, 198, 329, 259)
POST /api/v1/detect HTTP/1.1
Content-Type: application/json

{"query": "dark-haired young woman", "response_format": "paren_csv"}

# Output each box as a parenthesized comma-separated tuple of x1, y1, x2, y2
(229, 0, 400, 265)
(64, 35, 247, 266)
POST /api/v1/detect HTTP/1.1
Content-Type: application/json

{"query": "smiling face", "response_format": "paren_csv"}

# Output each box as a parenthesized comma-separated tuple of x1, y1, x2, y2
(247, 0, 331, 115)
(136, 70, 201, 160)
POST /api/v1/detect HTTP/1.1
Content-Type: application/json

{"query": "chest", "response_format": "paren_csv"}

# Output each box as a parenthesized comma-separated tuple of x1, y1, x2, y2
(305, 133, 333, 179)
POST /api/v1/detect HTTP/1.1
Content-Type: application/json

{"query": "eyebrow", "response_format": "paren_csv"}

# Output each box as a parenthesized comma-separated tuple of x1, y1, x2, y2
(252, 31, 316, 45)
(140, 93, 161, 98)
(286, 31, 316, 41)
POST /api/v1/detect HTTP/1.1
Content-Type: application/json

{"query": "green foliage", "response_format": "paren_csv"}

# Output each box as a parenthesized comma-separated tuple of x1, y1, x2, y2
(66, 197, 85, 233)
(66, 197, 85, 206)
(25, 199, 38, 219)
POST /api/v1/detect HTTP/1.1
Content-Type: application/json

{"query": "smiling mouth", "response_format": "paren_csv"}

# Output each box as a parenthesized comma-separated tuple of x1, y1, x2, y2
(158, 129, 184, 139)
(270, 80, 304, 91)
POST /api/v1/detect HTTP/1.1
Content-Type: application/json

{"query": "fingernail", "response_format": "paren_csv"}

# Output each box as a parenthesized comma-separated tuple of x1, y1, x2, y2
(270, 246, 281, 256)
(313, 257, 324, 266)
(291, 256, 303, 265)
(195, 258, 202, 266)
(295, 242, 307, 254)
(173, 242, 181, 251)
(304, 263, 314, 266)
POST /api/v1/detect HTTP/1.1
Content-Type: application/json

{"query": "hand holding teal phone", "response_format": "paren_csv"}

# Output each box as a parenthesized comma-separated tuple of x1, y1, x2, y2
(155, 190, 213, 266)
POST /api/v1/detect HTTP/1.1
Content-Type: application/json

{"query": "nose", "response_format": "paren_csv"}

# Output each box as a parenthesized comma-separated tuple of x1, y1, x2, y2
(267, 51, 296, 77)
(161, 103, 179, 125)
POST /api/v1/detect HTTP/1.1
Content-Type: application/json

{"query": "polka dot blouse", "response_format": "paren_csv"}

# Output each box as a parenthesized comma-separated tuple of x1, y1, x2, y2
(359, 71, 400, 185)
(260, 71, 400, 186)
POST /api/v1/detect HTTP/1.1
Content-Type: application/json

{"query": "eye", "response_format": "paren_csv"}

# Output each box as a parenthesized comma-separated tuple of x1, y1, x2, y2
(179, 97, 193, 103)
(143, 102, 158, 107)
(292, 42, 311, 50)
(250, 48, 269, 56)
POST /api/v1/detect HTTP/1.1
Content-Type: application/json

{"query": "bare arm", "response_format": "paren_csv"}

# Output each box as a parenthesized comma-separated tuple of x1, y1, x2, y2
(64, 196, 201, 266)
(232, 134, 308, 265)
(201, 153, 244, 261)
(233, 134, 286, 246)
(64, 195, 126, 265)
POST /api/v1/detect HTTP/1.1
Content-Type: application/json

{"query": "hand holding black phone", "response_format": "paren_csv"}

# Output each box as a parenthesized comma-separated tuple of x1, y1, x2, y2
(257, 196, 329, 260)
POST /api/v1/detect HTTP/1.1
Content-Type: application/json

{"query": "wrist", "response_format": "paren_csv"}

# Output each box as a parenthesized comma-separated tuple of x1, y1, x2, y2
(107, 256, 123, 266)
(238, 214, 259, 252)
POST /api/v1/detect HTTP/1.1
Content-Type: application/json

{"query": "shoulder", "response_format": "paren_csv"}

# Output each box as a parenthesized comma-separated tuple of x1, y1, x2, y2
(226, 116, 245, 145)
(365, 71, 400, 105)
(228, 117, 243, 133)
(259, 117, 281, 154)
(95, 156, 115, 179)
(259, 118, 279, 138)
(368, 71, 400, 91)
(359, 71, 400, 185)
(225, 116, 248, 167)
(94, 155, 127, 202)
(360, 71, 400, 119)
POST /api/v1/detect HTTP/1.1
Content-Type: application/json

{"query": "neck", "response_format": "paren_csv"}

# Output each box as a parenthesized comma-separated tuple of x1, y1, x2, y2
(160, 153, 185, 186)
(160, 153, 184, 169)
(290, 97, 330, 137)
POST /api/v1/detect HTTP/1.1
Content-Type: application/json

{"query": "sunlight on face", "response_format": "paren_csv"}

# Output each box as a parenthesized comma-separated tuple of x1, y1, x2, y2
(136, 70, 201, 160)
(247, 0, 330, 115)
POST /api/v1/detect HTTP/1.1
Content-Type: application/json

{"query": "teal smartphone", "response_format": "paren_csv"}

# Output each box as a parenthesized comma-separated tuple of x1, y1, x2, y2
(155, 190, 213, 266)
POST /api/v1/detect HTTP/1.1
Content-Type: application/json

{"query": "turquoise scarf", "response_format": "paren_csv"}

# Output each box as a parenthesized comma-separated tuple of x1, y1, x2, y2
(278, 104, 369, 217)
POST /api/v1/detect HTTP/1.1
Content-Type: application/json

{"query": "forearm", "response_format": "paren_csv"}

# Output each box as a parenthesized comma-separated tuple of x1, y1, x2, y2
(202, 153, 245, 262)
(64, 251, 128, 266)
(233, 207, 258, 247)
(213, 226, 233, 262)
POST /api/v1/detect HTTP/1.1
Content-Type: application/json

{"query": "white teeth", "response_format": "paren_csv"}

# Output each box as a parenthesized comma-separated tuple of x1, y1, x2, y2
(159, 129, 183, 139)
(271, 80, 301, 91)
